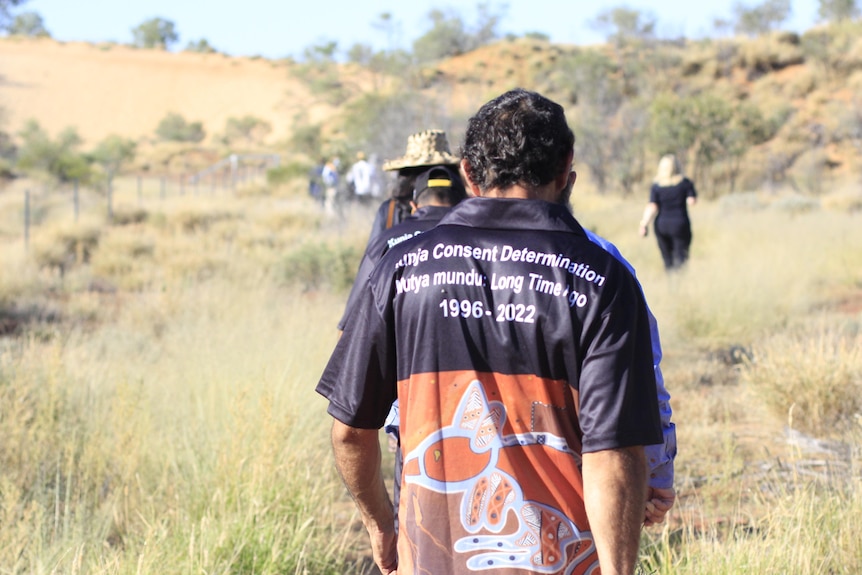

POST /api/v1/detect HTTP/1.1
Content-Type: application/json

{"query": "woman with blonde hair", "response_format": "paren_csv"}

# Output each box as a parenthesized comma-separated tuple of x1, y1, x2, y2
(639, 154, 697, 270)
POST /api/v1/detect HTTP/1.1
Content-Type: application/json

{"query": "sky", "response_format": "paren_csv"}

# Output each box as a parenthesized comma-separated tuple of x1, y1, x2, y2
(20, 0, 823, 60)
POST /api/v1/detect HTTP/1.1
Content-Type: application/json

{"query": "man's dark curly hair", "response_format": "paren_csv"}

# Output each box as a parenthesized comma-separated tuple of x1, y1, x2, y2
(461, 88, 575, 192)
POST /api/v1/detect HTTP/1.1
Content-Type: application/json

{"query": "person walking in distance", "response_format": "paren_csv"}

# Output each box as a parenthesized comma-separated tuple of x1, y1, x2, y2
(347, 151, 375, 206)
(317, 89, 667, 575)
(639, 154, 697, 271)
(321, 157, 340, 216)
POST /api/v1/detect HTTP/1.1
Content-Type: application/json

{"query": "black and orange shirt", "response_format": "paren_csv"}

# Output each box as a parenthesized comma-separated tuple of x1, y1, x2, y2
(318, 197, 662, 575)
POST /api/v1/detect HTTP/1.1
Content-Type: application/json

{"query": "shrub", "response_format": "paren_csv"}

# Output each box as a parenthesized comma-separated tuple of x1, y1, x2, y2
(820, 189, 862, 212)
(31, 224, 100, 275)
(89, 134, 137, 179)
(16, 120, 92, 184)
(185, 38, 217, 54)
(770, 192, 821, 213)
(280, 240, 359, 292)
(131, 17, 178, 50)
(222, 115, 271, 145)
(164, 207, 238, 234)
(110, 205, 149, 226)
(266, 162, 308, 186)
(741, 321, 862, 436)
(736, 32, 804, 80)
(7, 10, 49, 37)
(155, 113, 206, 143)
(718, 191, 767, 212)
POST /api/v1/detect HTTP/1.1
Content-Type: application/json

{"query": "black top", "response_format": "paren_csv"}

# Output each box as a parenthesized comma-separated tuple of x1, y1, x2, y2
(368, 197, 413, 242)
(650, 177, 697, 235)
(320, 197, 661, 453)
(338, 205, 452, 331)
(317, 197, 663, 573)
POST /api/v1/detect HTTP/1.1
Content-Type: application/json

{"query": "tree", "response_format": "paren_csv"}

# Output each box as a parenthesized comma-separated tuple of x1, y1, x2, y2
(562, 50, 635, 194)
(590, 6, 656, 46)
(648, 92, 778, 194)
(185, 38, 216, 53)
(0, 0, 27, 27)
(302, 40, 338, 64)
(16, 120, 91, 184)
(413, 9, 469, 62)
(473, 2, 506, 47)
(131, 17, 178, 50)
(733, 0, 791, 36)
(90, 135, 136, 180)
(817, 0, 860, 21)
(7, 10, 48, 36)
(294, 41, 349, 105)
(221, 115, 271, 145)
(155, 113, 205, 143)
(412, 3, 506, 63)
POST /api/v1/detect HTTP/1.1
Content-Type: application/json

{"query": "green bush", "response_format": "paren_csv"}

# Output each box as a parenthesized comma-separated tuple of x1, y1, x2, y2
(155, 113, 206, 143)
(280, 241, 359, 292)
(7, 10, 49, 37)
(266, 162, 308, 186)
(131, 17, 178, 50)
(15, 120, 91, 184)
(222, 115, 271, 145)
(185, 38, 217, 54)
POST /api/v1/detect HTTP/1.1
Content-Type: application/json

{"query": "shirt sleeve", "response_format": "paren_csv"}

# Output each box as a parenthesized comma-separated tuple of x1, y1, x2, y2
(337, 234, 386, 331)
(644, 311, 676, 489)
(685, 178, 697, 199)
(577, 267, 663, 454)
(317, 279, 398, 429)
(582, 230, 675, 487)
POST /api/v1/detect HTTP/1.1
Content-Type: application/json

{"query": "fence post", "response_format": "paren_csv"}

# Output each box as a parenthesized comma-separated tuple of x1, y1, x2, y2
(180, 175, 185, 196)
(73, 179, 80, 223)
(24, 189, 30, 251)
(160, 177, 166, 200)
(107, 176, 113, 223)
(137, 175, 143, 204)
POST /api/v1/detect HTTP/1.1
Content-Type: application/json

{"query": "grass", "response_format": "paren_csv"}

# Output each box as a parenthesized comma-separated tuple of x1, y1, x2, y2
(1, 177, 861, 573)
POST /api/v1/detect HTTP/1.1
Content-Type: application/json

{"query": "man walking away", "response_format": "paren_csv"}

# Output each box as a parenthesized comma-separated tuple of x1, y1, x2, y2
(318, 89, 663, 575)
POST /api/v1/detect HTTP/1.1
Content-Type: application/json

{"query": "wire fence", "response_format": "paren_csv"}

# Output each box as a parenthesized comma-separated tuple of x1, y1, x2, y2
(9, 154, 280, 251)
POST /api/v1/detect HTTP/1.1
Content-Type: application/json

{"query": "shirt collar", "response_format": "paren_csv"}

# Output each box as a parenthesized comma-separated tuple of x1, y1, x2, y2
(438, 197, 588, 236)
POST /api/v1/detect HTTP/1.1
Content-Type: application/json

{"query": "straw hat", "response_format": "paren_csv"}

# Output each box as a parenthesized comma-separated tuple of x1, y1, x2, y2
(382, 130, 459, 172)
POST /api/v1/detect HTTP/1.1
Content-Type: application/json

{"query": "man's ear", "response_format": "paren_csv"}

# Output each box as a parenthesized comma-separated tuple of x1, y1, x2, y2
(554, 150, 575, 193)
(409, 200, 419, 213)
(460, 159, 482, 197)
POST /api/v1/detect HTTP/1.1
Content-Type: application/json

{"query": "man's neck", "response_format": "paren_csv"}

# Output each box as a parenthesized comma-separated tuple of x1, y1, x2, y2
(481, 182, 559, 202)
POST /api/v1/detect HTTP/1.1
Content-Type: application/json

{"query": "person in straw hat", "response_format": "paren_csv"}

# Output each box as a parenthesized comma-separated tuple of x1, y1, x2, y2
(638, 154, 698, 271)
(367, 129, 462, 241)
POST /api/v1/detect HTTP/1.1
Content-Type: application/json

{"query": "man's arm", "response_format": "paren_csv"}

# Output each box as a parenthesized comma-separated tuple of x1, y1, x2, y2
(331, 420, 398, 574)
(582, 446, 647, 575)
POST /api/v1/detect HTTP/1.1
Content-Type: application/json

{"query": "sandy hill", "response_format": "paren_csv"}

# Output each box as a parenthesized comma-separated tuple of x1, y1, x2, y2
(0, 37, 332, 146)
(2, 33, 860, 190)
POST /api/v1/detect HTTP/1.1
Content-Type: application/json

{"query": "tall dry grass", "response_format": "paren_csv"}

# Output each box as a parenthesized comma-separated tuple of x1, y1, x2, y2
(574, 186, 862, 573)
(0, 184, 379, 573)
(1, 180, 860, 573)
(0, 277, 372, 573)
